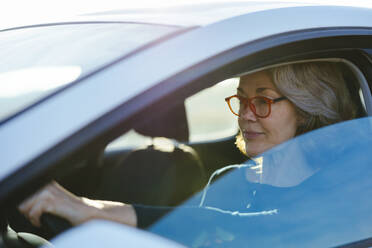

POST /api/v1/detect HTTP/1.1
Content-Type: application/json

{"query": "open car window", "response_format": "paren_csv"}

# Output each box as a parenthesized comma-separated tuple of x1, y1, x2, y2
(100, 60, 371, 247)
(148, 117, 372, 247)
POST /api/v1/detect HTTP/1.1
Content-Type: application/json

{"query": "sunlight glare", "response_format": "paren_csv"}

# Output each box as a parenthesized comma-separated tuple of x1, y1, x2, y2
(0, 66, 82, 98)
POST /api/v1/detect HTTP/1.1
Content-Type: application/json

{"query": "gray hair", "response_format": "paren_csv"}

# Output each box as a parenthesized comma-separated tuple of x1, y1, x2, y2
(269, 62, 358, 135)
(236, 62, 360, 155)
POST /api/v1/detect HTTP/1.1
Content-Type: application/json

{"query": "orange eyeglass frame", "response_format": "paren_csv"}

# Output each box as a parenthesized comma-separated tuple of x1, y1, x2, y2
(225, 94, 287, 118)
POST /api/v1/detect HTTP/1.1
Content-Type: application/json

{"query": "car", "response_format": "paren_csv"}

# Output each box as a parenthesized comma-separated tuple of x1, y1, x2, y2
(1, 1, 372, 247)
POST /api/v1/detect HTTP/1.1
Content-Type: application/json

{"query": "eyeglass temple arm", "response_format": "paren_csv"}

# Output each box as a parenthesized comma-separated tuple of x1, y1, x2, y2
(273, 96, 287, 103)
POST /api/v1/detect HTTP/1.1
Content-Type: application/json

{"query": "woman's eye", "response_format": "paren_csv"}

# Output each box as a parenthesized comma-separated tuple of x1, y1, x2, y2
(255, 98, 267, 105)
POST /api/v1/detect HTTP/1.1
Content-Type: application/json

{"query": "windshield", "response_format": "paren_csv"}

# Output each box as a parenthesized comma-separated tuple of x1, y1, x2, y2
(0, 23, 179, 123)
(147, 117, 372, 247)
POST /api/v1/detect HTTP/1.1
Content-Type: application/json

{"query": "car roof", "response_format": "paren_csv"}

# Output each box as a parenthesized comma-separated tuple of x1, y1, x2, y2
(78, 1, 319, 27)
(2, 1, 372, 30)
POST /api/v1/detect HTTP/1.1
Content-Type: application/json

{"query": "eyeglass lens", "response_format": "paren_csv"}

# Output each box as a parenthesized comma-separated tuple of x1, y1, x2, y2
(229, 96, 270, 117)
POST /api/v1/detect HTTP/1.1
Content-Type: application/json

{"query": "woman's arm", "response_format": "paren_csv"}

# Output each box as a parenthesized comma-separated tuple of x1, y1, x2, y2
(18, 181, 137, 227)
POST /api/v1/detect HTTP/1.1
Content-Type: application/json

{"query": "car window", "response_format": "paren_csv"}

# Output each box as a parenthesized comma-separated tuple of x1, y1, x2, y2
(186, 78, 239, 142)
(0, 23, 178, 123)
(107, 78, 239, 150)
(148, 117, 372, 247)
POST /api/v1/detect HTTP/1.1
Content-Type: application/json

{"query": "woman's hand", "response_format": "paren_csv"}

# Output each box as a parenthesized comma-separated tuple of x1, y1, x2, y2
(18, 181, 137, 228)
(18, 181, 94, 227)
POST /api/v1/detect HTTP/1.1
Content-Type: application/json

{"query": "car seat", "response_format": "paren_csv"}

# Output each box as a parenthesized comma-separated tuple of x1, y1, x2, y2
(98, 102, 207, 207)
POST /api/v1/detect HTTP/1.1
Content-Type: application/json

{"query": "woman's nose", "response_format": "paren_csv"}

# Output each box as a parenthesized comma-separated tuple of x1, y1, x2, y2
(239, 104, 257, 121)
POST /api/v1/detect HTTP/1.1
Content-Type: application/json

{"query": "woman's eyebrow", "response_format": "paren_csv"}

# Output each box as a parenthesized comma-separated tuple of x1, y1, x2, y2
(237, 87, 276, 95)
(256, 87, 275, 93)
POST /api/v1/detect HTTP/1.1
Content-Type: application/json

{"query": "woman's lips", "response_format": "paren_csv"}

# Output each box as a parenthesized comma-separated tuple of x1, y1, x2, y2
(242, 131, 263, 139)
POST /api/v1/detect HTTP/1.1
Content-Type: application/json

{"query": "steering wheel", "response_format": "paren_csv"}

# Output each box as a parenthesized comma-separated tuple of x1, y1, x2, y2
(1, 213, 72, 248)
(40, 213, 72, 238)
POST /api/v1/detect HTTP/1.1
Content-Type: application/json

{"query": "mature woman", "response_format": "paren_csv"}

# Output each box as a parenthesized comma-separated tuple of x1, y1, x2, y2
(18, 61, 361, 229)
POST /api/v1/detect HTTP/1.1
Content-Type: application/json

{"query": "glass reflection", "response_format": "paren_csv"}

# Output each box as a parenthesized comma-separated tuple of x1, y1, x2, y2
(149, 117, 372, 248)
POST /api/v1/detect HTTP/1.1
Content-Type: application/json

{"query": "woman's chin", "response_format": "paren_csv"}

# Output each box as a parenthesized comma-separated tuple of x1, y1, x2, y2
(245, 148, 260, 158)
(245, 144, 266, 158)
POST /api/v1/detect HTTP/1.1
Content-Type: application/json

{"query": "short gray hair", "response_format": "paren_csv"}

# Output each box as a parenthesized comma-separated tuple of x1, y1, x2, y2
(269, 62, 358, 135)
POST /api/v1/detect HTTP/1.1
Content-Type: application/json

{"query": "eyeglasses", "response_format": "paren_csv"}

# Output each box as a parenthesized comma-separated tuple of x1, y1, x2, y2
(225, 94, 287, 118)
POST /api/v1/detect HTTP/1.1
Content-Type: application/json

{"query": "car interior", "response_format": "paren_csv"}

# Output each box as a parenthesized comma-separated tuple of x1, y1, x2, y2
(2, 54, 371, 247)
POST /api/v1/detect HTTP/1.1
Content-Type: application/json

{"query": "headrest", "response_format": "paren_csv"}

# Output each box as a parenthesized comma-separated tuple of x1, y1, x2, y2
(134, 102, 189, 142)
